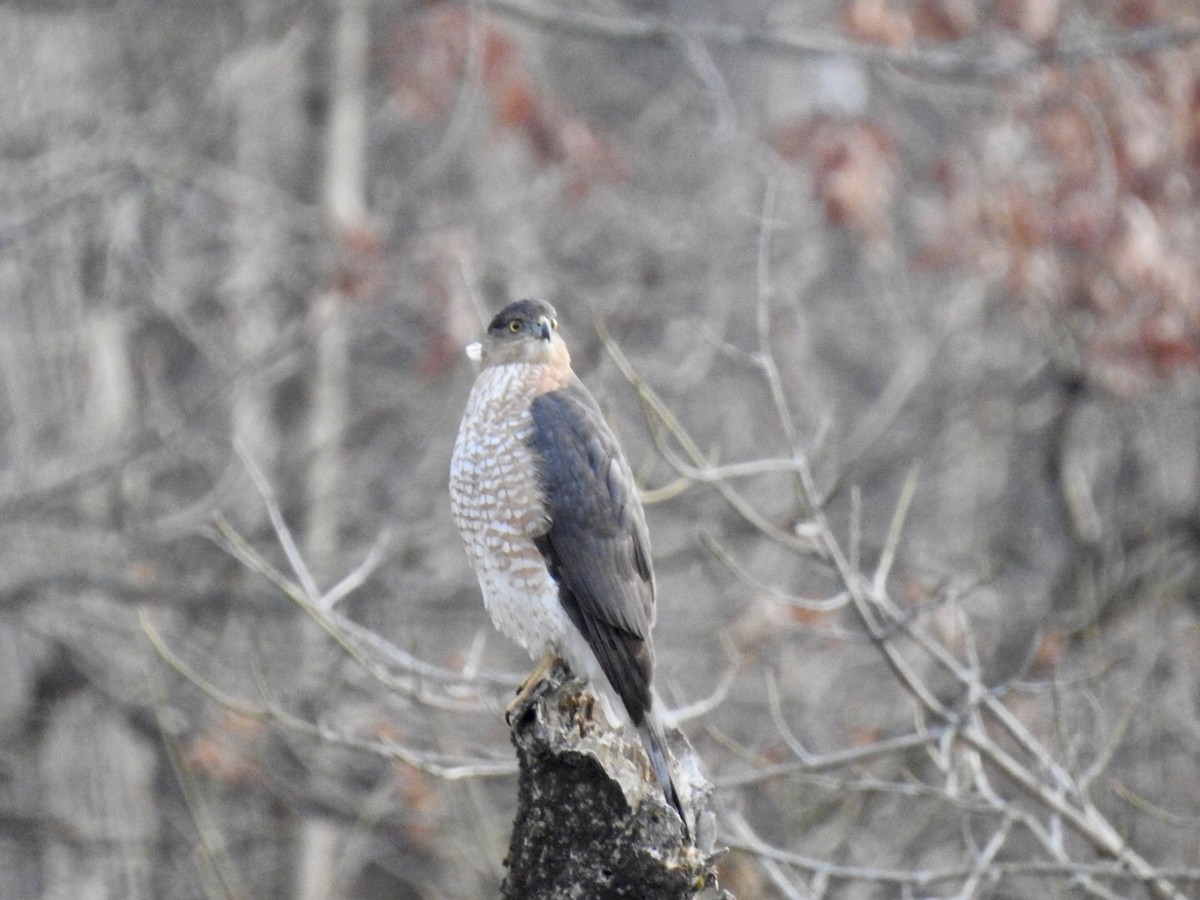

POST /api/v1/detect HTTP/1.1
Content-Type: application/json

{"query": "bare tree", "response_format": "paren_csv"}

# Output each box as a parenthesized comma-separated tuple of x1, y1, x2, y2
(3, 1, 1200, 898)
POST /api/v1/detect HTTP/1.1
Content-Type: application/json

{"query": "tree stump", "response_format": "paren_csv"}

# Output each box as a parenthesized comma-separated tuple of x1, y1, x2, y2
(502, 664, 731, 899)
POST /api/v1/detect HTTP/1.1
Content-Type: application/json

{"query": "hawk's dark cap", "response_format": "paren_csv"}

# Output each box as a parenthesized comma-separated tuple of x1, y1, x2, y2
(488, 299, 558, 334)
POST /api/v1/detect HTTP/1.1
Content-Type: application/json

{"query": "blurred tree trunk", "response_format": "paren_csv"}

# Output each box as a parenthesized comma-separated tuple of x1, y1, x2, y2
(217, 13, 313, 501)
(306, 0, 368, 577)
(41, 694, 157, 900)
(295, 2, 369, 897)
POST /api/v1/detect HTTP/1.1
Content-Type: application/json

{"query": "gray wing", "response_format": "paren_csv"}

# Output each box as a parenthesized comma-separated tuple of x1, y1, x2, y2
(528, 379, 656, 725)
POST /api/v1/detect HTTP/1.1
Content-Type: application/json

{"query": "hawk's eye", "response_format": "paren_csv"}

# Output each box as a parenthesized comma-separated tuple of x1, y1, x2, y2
(551, 318, 558, 330)
(507, 320, 522, 333)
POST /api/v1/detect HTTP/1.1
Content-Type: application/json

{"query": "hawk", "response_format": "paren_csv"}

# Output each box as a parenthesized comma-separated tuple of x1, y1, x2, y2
(449, 298, 686, 831)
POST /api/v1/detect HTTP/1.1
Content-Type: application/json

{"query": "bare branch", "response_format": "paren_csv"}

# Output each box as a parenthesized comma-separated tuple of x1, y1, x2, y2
(235, 439, 324, 603)
(664, 305, 1191, 895)
(663, 644, 740, 725)
(208, 513, 515, 708)
(873, 463, 919, 595)
(754, 178, 800, 454)
(721, 811, 815, 900)
(487, 0, 1200, 80)
(322, 527, 390, 609)
(596, 316, 820, 555)
(700, 532, 848, 616)
(716, 725, 949, 789)
(725, 814, 1200, 892)
(150, 692, 253, 900)
(140, 610, 516, 781)
(950, 816, 1011, 900)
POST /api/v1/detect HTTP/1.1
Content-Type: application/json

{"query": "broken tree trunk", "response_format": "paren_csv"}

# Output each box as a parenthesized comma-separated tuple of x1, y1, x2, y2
(502, 665, 732, 899)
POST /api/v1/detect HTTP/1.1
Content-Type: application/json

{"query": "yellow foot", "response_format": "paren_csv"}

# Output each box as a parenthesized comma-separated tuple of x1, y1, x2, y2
(505, 654, 564, 725)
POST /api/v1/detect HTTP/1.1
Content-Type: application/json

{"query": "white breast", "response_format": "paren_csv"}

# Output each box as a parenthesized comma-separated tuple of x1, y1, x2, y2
(449, 364, 573, 660)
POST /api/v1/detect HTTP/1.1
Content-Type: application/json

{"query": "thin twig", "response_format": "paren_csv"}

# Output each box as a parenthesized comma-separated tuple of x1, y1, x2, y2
(664, 649, 739, 724)
(754, 178, 799, 454)
(716, 725, 949, 789)
(323, 527, 391, 609)
(148, 681, 251, 900)
(950, 816, 1011, 900)
(765, 668, 814, 765)
(873, 463, 919, 596)
(1078, 624, 1163, 791)
(140, 610, 516, 780)
(208, 514, 512, 709)
(701, 532, 848, 616)
(725, 818, 1200, 890)
(235, 439, 323, 603)
(722, 811, 816, 900)
(596, 316, 819, 555)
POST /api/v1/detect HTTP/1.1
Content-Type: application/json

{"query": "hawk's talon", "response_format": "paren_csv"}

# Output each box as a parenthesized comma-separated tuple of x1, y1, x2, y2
(505, 653, 563, 725)
(571, 691, 594, 734)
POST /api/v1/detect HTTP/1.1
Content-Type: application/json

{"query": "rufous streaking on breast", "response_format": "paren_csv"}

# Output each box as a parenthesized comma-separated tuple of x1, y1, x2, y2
(448, 298, 687, 835)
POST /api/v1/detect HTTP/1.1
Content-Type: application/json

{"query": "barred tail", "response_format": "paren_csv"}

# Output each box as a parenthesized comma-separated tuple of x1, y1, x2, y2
(637, 713, 688, 839)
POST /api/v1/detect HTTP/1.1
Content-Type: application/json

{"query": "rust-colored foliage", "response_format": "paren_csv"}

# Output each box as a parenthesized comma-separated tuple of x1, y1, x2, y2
(182, 711, 268, 787)
(907, 7, 1200, 391)
(375, 722, 444, 849)
(850, 724, 883, 747)
(995, 0, 1061, 46)
(386, 3, 627, 199)
(913, 0, 978, 42)
(776, 114, 899, 256)
(788, 604, 833, 627)
(819, 1, 1200, 391)
(1031, 629, 1068, 671)
(842, 0, 915, 49)
(332, 225, 386, 303)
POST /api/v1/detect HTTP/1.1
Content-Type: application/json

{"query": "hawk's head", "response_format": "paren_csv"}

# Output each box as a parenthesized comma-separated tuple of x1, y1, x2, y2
(480, 299, 570, 369)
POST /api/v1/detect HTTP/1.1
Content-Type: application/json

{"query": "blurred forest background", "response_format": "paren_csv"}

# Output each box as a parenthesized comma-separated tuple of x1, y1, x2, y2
(3, 0, 1200, 897)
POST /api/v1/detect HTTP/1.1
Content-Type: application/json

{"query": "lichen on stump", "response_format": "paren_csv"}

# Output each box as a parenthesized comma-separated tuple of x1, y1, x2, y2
(502, 664, 730, 900)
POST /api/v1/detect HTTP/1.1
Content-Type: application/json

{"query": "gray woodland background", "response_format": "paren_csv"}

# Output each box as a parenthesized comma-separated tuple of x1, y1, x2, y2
(2, 0, 1200, 898)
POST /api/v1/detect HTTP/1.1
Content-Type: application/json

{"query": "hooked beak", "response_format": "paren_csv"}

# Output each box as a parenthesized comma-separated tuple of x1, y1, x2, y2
(534, 315, 552, 340)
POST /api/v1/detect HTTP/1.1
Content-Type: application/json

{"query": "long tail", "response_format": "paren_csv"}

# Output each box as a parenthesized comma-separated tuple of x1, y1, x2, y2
(637, 711, 688, 838)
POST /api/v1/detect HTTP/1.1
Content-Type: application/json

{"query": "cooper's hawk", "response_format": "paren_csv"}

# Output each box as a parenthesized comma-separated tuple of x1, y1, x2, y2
(449, 299, 686, 832)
